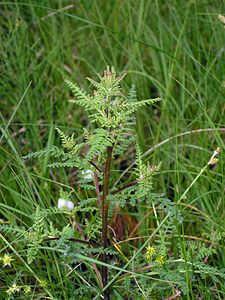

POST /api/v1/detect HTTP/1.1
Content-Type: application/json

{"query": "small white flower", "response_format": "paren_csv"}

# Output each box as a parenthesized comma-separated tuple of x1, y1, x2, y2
(81, 169, 94, 180)
(57, 198, 74, 211)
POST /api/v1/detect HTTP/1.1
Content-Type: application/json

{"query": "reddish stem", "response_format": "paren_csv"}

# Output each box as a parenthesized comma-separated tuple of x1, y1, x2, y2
(102, 146, 113, 300)
(164, 288, 181, 300)
(112, 180, 137, 195)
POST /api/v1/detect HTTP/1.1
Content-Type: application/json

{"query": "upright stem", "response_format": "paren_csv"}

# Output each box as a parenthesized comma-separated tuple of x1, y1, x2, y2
(102, 146, 113, 300)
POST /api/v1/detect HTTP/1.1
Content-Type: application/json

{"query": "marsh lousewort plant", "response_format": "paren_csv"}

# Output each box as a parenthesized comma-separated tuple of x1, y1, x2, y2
(9, 67, 222, 299)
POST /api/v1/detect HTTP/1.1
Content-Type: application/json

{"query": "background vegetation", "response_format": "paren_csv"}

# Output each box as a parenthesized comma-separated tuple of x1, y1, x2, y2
(0, 1, 224, 299)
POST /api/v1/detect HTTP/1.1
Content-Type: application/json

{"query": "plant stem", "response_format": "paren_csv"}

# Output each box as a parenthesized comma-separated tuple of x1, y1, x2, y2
(102, 145, 113, 300)
(112, 181, 137, 195)
(45, 236, 99, 246)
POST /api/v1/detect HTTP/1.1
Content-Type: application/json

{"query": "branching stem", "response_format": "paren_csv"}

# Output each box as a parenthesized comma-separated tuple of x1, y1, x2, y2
(112, 180, 137, 195)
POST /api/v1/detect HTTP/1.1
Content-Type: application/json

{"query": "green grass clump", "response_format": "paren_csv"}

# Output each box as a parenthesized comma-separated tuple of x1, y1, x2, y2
(0, 1, 224, 299)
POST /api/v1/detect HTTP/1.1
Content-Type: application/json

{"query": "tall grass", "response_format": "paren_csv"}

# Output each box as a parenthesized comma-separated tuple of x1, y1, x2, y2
(0, 1, 225, 299)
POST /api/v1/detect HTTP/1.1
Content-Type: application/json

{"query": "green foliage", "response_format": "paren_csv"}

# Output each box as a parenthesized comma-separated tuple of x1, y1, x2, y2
(84, 128, 113, 162)
(2, 62, 224, 300)
(55, 127, 76, 151)
(135, 143, 161, 199)
(23, 145, 63, 159)
(1, 2, 225, 299)
(24, 67, 159, 173)
(186, 241, 216, 262)
(25, 207, 50, 264)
